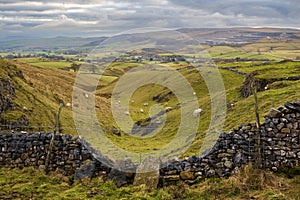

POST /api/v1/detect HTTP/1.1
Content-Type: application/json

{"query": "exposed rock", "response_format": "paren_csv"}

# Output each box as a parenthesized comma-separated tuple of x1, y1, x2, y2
(180, 171, 195, 180)
(74, 160, 96, 181)
(108, 168, 127, 188)
(281, 128, 291, 134)
(269, 108, 282, 118)
(133, 156, 160, 190)
(163, 175, 180, 182)
(277, 123, 285, 130)
(111, 126, 121, 136)
(224, 160, 233, 169)
(285, 102, 300, 113)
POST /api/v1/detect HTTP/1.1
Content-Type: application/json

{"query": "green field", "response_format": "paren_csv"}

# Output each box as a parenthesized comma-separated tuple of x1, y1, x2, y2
(17, 58, 74, 69)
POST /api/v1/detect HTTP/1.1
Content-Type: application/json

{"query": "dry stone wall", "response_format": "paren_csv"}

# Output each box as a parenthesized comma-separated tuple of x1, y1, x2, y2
(0, 101, 300, 187)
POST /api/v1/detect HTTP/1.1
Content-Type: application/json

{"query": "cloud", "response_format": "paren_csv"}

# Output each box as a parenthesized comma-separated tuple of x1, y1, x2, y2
(0, 0, 299, 39)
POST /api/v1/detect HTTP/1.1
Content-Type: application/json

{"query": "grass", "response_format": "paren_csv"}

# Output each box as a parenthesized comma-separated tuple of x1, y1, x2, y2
(16, 58, 74, 69)
(0, 165, 299, 199)
(0, 59, 76, 133)
(233, 60, 300, 79)
(2, 57, 300, 158)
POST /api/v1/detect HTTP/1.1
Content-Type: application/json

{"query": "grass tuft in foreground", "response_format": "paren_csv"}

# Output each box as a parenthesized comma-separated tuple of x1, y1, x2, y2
(0, 165, 300, 199)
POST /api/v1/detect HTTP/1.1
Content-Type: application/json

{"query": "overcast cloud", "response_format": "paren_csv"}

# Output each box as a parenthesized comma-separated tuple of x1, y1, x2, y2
(0, 0, 299, 39)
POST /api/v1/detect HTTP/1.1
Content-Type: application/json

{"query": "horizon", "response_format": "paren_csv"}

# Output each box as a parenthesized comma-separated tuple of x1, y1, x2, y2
(1, 0, 300, 40)
(1, 26, 300, 41)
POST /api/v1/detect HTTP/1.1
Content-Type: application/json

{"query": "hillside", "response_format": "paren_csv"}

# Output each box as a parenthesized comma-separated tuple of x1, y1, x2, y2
(0, 58, 75, 133)
(1, 57, 300, 158)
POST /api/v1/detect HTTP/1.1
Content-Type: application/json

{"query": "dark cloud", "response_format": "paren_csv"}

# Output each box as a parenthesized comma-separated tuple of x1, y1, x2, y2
(0, 0, 299, 39)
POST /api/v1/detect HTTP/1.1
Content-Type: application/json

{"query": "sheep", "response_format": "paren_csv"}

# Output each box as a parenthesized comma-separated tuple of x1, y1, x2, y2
(143, 102, 149, 106)
(193, 92, 197, 96)
(265, 84, 269, 90)
(193, 108, 202, 117)
(140, 109, 144, 113)
(165, 107, 172, 111)
(125, 111, 130, 115)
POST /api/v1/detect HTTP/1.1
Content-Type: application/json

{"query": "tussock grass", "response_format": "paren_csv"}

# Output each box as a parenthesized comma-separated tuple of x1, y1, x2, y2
(0, 165, 299, 199)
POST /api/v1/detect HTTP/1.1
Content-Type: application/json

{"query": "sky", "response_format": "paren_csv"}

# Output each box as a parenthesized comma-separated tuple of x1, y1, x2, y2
(0, 0, 299, 39)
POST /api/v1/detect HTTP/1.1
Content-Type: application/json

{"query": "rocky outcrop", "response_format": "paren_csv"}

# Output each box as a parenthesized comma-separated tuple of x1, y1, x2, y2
(0, 61, 30, 130)
(240, 72, 269, 98)
(0, 78, 15, 112)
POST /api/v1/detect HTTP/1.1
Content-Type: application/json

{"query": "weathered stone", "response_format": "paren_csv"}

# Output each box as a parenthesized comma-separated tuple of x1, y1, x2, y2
(180, 171, 195, 180)
(206, 169, 216, 177)
(285, 102, 300, 113)
(277, 123, 285, 130)
(108, 168, 127, 188)
(286, 151, 297, 158)
(227, 149, 235, 154)
(234, 152, 244, 165)
(242, 126, 251, 130)
(224, 160, 233, 169)
(286, 123, 293, 129)
(216, 162, 223, 168)
(133, 156, 159, 190)
(188, 156, 199, 163)
(165, 170, 177, 175)
(194, 171, 203, 177)
(273, 118, 280, 124)
(275, 133, 286, 138)
(217, 153, 232, 158)
(163, 175, 180, 182)
(74, 160, 95, 180)
(281, 128, 291, 134)
(269, 108, 282, 118)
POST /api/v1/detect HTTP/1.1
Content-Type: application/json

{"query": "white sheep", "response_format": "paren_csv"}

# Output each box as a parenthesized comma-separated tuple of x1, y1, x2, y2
(265, 84, 269, 90)
(140, 109, 144, 113)
(165, 107, 172, 111)
(193, 108, 202, 117)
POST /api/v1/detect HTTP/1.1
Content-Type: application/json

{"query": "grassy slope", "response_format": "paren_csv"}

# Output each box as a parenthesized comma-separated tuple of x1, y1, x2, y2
(2, 58, 300, 156)
(96, 60, 300, 156)
(0, 59, 75, 133)
(0, 166, 299, 199)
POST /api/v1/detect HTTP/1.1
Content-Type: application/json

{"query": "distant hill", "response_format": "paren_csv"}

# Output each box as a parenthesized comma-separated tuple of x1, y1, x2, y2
(1, 27, 300, 52)
(0, 36, 107, 52)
